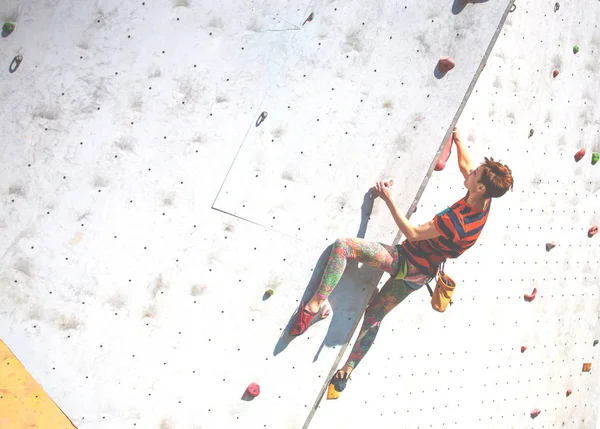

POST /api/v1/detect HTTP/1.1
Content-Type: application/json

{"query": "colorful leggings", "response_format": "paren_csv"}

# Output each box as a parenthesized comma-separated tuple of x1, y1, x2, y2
(316, 237, 417, 369)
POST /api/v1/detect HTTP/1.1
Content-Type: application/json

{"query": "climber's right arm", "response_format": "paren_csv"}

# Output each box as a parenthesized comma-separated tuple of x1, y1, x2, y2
(453, 128, 475, 180)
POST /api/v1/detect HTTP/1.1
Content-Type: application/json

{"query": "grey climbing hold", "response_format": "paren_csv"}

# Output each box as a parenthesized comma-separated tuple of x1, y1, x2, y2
(545, 241, 556, 252)
(302, 12, 314, 26)
(554, 2, 560, 12)
(9, 54, 22, 73)
(255, 111, 268, 127)
(529, 129, 534, 138)
(509, 4, 516, 13)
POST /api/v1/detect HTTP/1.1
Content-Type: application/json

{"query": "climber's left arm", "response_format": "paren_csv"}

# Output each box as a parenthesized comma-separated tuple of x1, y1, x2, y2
(385, 198, 441, 242)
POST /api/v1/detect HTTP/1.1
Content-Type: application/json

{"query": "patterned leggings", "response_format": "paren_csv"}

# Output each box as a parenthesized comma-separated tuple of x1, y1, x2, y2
(316, 237, 418, 369)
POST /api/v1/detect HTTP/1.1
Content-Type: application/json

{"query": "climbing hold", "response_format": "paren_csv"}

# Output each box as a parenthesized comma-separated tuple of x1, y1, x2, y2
(434, 135, 453, 171)
(588, 226, 598, 238)
(524, 288, 537, 302)
(553, 69, 559, 78)
(327, 382, 340, 400)
(9, 54, 22, 74)
(554, 2, 560, 12)
(545, 241, 556, 252)
(592, 152, 599, 165)
(582, 363, 592, 372)
(2, 21, 15, 36)
(255, 111, 268, 127)
(246, 382, 260, 397)
(264, 287, 275, 297)
(574, 148, 586, 162)
(521, 346, 527, 353)
(573, 45, 580, 54)
(528, 129, 534, 138)
(593, 339, 599, 346)
(438, 57, 456, 73)
(302, 12, 314, 26)
(530, 409, 541, 418)
(566, 389, 572, 397)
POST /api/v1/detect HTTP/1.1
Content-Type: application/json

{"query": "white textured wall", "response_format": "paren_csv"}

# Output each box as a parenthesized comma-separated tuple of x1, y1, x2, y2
(0, 0, 598, 428)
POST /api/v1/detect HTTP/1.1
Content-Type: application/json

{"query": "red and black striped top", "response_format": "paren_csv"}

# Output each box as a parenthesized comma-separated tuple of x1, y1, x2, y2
(399, 192, 491, 276)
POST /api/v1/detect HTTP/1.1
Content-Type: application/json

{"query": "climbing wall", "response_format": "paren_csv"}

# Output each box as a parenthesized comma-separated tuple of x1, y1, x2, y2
(0, 1, 598, 429)
(309, 1, 600, 428)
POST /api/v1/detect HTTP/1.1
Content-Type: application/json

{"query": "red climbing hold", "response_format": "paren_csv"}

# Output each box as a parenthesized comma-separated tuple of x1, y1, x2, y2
(438, 57, 456, 73)
(531, 409, 541, 418)
(434, 135, 453, 171)
(574, 148, 586, 162)
(246, 382, 260, 397)
(566, 389, 572, 397)
(588, 226, 598, 238)
(553, 69, 559, 78)
(524, 288, 537, 302)
(521, 346, 527, 353)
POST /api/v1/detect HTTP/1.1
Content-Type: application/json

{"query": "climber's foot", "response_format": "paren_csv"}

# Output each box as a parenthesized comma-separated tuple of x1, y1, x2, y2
(289, 300, 331, 336)
(331, 367, 352, 392)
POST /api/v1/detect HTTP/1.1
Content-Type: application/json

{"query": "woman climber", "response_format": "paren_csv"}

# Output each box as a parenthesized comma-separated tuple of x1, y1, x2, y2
(289, 128, 514, 394)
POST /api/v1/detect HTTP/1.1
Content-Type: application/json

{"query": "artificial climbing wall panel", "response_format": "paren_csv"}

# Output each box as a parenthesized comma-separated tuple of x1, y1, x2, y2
(0, 339, 76, 429)
(0, 1, 513, 428)
(309, 1, 600, 428)
(212, 0, 511, 243)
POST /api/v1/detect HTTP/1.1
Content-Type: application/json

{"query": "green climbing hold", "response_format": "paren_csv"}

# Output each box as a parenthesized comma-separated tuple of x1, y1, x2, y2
(592, 153, 600, 165)
(2, 21, 15, 35)
(573, 45, 580, 54)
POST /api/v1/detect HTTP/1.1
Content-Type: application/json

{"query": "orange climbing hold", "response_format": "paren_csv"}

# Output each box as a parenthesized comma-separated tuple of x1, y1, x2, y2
(435, 135, 453, 171)
(582, 363, 592, 372)
(438, 57, 456, 73)
(327, 382, 340, 400)
(588, 226, 598, 238)
(574, 148, 586, 162)
(553, 69, 559, 78)
(524, 288, 537, 302)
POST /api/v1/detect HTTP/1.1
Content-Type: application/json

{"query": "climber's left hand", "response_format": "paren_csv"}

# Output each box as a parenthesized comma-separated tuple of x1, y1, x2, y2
(373, 179, 394, 201)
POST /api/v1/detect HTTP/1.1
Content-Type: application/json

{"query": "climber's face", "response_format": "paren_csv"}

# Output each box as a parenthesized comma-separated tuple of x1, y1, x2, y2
(465, 166, 485, 195)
